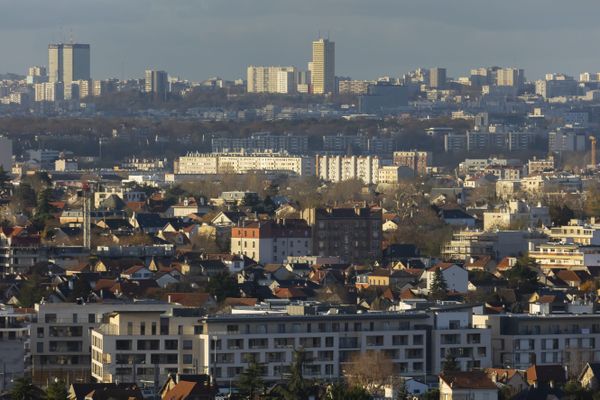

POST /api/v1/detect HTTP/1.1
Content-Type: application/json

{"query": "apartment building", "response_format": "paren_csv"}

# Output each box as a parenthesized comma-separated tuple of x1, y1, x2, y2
(0, 305, 34, 392)
(230, 219, 312, 264)
(393, 151, 431, 176)
(315, 155, 379, 184)
(30, 302, 173, 385)
(301, 206, 382, 262)
(246, 66, 297, 94)
(174, 152, 315, 177)
(211, 133, 309, 154)
(377, 166, 403, 184)
(545, 220, 600, 245)
(528, 243, 600, 271)
(474, 313, 600, 374)
(338, 80, 375, 95)
(483, 200, 550, 231)
(91, 308, 203, 385)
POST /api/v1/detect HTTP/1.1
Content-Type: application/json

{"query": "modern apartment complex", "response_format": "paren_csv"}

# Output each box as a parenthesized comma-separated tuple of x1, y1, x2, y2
(311, 38, 335, 94)
(315, 155, 380, 184)
(211, 133, 308, 154)
(30, 302, 173, 385)
(174, 152, 316, 176)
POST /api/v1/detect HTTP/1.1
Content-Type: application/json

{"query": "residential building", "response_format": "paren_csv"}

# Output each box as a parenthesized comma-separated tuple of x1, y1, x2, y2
(393, 151, 431, 176)
(211, 133, 308, 154)
(496, 68, 525, 90)
(377, 166, 403, 184)
(545, 219, 600, 245)
(358, 83, 409, 114)
(30, 302, 173, 385)
(91, 308, 202, 386)
(549, 129, 587, 153)
(230, 219, 312, 264)
(535, 74, 578, 98)
(527, 156, 555, 175)
(145, 69, 169, 100)
(338, 80, 375, 95)
(0, 305, 34, 392)
(322, 134, 394, 154)
(528, 242, 600, 271)
(0, 136, 12, 171)
(301, 206, 382, 262)
(174, 152, 315, 176)
(483, 200, 551, 230)
(246, 66, 297, 94)
(315, 155, 379, 184)
(426, 263, 469, 293)
(474, 313, 600, 373)
(48, 43, 91, 84)
(34, 82, 64, 102)
(430, 67, 447, 89)
(311, 38, 335, 94)
(439, 371, 498, 400)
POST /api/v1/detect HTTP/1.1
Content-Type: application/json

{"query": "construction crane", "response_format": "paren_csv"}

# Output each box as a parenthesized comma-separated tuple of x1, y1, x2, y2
(590, 136, 597, 169)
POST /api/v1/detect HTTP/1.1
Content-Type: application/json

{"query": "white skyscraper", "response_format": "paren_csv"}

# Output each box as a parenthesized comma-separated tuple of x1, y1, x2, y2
(311, 38, 335, 94)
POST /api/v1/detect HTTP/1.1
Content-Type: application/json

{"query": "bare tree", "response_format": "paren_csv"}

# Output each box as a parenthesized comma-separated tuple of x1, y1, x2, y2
(343, 351, 394, 394)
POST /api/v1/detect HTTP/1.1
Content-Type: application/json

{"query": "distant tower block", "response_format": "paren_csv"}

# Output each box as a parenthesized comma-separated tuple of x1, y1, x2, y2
(590, 136, 597, 168)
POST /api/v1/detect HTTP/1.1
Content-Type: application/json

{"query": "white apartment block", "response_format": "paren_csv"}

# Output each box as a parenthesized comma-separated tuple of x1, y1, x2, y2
(30, 302, 173, 385)
(528, 242, 600, 271)
(91, 308, 204, 385)
(545, 220, 600, 245)
(247, 66, 297, 94)
(174, 152, 315, 176)
(315, 155, 379, 184)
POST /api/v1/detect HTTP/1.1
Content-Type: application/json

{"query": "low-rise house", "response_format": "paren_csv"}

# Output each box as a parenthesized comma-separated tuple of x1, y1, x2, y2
(485, 368, 527, 395)
(439, 371, 498, 400)
(426, 263, 469, 293)
(579, 362, 600, 391)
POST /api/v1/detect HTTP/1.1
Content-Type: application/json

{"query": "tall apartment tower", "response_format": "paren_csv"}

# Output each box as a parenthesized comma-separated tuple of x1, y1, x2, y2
(429, 67, 447, 89)
(145, 70, 169, 100)
(496, 68, 525, 89)
(48, 43, 91, 84)
(311, 38, 335, 94)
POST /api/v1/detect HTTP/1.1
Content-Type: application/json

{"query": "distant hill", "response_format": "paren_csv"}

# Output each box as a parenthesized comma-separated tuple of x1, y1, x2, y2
(0, 72, 25, 80)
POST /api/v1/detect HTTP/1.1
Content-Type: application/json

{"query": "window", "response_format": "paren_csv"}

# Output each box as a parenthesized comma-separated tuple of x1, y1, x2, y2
(151, 322, 157, 336)
(88, 314, 95, 323)
(140, 322, 146, 335)
(227, 325, 239, 334)
(45, 314, 57, 323)
(183, 354, 193, 364)
(165, 340, 178, 350)
(183, 340, 193, 350)
(72, 314, 78, 323)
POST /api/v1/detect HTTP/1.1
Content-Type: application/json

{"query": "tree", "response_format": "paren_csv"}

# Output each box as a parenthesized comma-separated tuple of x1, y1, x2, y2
(206, 271, 239, 302)
(46, 379, 68, 400)
(10, 182, 36, 213)
(441, 352, 460, 373)
(10, 377, 44, 400)
(343, 351, 394, 395)
(422, 389, 440, 400)
(503, 257, 539, 294)
(430, 267, 448, 301)
(276, 349, 313, 400)
(0, 166, 11, 198)
(17, 274, 49, 308)
(237, 359, 265, 399)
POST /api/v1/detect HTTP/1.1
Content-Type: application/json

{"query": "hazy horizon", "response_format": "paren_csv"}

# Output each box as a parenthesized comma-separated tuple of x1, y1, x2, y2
(3, 0, 600, 82)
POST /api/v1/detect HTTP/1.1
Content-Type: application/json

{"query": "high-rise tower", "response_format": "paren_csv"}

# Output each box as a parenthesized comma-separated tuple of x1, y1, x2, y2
(311, 38, 335, 94)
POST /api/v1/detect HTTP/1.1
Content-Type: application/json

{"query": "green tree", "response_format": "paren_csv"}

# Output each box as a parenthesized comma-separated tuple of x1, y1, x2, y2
(46, 379, 68, 400)
(17, 274, 49, 307)
(10, 182, 36, 213)
(276, 349, 313, 400)
(430, 267, 448, 301)
(10, 377, 43, 400)
(206, 271, 239, 302)
(504, 257, 539, 294)
(441, 353, 460, 373)
(237, 359, 265, 399)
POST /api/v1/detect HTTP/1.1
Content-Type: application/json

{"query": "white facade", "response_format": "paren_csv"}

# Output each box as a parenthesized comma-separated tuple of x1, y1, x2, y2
(175, 152, 315, 176)
(426, 265, 469, 293)
(247, 66, 297, 93)
(315, 155, 379, 184)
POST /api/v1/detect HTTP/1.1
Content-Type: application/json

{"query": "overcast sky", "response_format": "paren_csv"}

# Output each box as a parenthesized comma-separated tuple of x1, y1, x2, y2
(2, 0, 600, 81)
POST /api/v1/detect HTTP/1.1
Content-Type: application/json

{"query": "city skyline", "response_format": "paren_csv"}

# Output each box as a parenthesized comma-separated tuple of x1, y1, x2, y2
(3, 0, 600, 81)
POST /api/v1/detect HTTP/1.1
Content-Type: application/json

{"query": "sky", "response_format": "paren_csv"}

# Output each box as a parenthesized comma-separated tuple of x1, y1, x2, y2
(2, 0, 600, 82)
